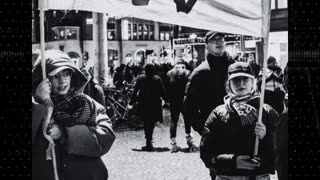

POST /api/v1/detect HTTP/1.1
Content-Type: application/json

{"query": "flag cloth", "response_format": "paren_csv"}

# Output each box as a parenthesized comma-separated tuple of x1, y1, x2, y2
(41, 0, 270, 37)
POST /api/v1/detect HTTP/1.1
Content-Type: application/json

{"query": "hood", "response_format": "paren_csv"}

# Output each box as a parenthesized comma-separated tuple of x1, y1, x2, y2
(32, 50, 88, 94)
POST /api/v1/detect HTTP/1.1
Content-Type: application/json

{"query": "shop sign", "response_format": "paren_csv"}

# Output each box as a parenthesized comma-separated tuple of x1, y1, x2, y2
(174, 37, 205, 45)
(136, 44, 148, 47)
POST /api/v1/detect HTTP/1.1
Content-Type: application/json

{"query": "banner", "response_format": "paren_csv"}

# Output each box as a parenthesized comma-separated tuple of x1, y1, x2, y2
(42, 0, 271, 37)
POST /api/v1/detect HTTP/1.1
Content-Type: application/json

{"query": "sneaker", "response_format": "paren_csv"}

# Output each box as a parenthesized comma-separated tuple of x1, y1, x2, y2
(171, 143, 179, 153)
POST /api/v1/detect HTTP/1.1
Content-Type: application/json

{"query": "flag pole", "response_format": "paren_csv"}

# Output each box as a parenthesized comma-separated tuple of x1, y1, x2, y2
(254, 0, 272, 157)
(39, 1, 59, 180)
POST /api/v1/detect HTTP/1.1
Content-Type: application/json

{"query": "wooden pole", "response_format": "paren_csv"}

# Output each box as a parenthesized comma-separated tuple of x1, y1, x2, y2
(39, 1, 59, 180)
(254, 0, 271, 157)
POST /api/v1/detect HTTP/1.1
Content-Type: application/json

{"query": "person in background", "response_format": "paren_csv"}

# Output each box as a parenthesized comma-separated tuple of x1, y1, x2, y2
(257, 56, 286, 114)
(166, 59, 196, 152)
(128, 63, 167, 151)
(82, 67, 106, 107)
(200, 62, 279, 180)
(32, 50, 115, 180)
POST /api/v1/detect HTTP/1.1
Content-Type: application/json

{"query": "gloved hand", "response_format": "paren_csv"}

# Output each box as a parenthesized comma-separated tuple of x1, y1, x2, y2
(236, 155, 260, 170)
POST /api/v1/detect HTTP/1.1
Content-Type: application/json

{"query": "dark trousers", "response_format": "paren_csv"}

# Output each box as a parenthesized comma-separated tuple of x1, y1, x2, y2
(170, 102, 191, 138)
(143, 118, 156, 145)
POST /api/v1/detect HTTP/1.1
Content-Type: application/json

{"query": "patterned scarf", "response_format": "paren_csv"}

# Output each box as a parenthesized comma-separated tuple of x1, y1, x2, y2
(224, 90, 260, 127)
(51, 93, 97, 127)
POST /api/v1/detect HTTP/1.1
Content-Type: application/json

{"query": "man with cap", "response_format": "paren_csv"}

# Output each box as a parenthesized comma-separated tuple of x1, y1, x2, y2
(200, 62, 279, 180)
(184, 31, 235, 135)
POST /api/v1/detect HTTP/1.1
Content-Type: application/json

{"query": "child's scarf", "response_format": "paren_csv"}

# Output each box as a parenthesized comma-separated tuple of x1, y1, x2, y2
(224, 90, 260, 127)
(51, 93, 97, 127)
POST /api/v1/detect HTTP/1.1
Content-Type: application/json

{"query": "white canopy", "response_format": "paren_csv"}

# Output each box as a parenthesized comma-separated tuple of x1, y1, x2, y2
(41, 0, 271, 37)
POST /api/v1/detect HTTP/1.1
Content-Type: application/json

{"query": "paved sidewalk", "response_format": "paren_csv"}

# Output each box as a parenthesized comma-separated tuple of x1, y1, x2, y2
(102, 108, 278, 180)
(102, 111, 211, 180)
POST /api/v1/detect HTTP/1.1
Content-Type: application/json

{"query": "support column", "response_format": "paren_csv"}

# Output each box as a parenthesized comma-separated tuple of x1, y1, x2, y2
(98, 13, 109, 85)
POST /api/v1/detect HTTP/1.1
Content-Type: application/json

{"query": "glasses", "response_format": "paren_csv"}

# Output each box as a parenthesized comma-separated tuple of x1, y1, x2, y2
(50, 71, 72, 80)
(208, 37, 225, 44)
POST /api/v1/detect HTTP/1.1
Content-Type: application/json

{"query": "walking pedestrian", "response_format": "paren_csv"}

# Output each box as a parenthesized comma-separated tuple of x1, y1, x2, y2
(128, 63, 167, 151)
(184, 31, 235, 135)
(32, 50, 115, 180)
(200, 62, 279, 180)
(166, 59, 196, 152)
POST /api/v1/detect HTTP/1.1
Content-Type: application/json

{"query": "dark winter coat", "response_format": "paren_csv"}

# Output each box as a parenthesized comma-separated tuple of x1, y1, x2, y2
(183, 52, 234, 134)
(166, 68, 190, 105)
(130, 73, 167, 123)
(200, 98, 279, 176)
(32, 50, 115, 180)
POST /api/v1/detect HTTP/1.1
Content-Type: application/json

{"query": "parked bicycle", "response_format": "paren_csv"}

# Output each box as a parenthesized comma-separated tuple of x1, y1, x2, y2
(103, 80, 143, 131)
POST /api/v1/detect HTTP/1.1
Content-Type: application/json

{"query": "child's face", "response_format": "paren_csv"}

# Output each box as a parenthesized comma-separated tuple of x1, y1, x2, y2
(230, 76, 253, 96)
(50, 70, 72, 95)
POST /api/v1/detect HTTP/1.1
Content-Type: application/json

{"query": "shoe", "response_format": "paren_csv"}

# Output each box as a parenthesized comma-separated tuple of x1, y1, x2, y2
(141, 144, 155, 152)
(171, 143, 179, 153)
(186, 134, 197, 152)
(187, 143, 198, 152)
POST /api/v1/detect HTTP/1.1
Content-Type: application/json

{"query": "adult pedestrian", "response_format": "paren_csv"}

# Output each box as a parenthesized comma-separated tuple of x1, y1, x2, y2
(257, 56, 286, 114)
(82, 67, 106, 107)
(32, 50, 115, 180)
(200, 62, 279, 180)
(166, 59, 196, 152)
(129, 63, 167, 151)
(184, 31, 235, 135)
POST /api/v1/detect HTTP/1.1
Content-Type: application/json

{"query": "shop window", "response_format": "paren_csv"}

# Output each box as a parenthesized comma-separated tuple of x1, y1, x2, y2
(138, 24, 143, 40)
(128, 23, 132, 40)
(133, 24, 138, 40)
(149, 25, 154, 40)
(66, 29, 77, 39)
(107, 20, 116, 40)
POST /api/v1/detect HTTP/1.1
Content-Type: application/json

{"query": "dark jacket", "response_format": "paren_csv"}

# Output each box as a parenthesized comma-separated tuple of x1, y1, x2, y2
(274, 109, 288, 180)
(184, 52, 234, 134)
(200, 98, 279, 176)
(166, 68, 190, 105)
(130, 73, 167, 123)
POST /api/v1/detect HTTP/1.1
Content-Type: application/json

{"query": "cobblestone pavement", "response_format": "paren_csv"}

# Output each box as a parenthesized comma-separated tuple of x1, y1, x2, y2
(102, 108, 211, 180)
(102, 108, 278, 180)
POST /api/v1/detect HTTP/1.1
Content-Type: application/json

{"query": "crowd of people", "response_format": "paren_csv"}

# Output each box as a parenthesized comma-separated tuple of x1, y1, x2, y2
(32, 30, 288, 180)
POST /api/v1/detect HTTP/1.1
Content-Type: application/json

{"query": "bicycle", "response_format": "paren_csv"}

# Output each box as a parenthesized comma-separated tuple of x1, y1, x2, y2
(103, 81, 143, 131)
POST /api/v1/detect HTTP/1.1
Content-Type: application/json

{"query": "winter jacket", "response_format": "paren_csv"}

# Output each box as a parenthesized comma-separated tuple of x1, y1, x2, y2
(200, 98, 279, 176)
(32, 50, 115, 180)
(184, 52, 234, 134)
(130, 73, 167, 123)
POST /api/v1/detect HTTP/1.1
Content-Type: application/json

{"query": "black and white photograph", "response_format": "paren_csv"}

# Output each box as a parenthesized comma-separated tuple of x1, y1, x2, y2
(31, 0, 289, 179)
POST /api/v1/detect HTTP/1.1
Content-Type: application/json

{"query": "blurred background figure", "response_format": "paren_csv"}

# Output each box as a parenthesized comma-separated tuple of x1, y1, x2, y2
(82, 67, 106, 107)
(166, 59, 196, 152)
(257, 56, 286, 114)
